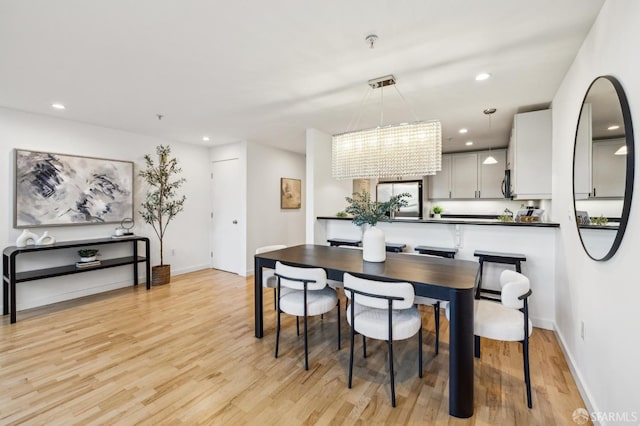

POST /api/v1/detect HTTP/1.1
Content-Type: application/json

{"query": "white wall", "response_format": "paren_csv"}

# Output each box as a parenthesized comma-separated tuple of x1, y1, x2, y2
(552, 0, 640, 418)
(0, 107, 211, 312)
(246, 142, 306, 274)
(305, 128, 352, 244)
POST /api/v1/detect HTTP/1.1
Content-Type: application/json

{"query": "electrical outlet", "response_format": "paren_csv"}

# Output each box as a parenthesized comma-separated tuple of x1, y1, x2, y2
(580, 320, 585, 340)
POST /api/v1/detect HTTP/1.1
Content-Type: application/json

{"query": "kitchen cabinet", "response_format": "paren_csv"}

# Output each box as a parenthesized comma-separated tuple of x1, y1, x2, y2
(428, 149, 506, 199)
(574, 104, 592, 199)
(508, 109, 552, 199)
(592, 138, 626, 198)
(428, 155, 451, 199)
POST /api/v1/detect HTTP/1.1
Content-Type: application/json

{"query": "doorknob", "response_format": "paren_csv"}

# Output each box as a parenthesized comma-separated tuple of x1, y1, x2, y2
(232, 220, 238, 224)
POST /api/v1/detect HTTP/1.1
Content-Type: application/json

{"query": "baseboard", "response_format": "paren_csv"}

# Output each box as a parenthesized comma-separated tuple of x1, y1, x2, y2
(171, 263, 211, 276)
(554, 324, 599, 419)
(531, 317, 554, 330)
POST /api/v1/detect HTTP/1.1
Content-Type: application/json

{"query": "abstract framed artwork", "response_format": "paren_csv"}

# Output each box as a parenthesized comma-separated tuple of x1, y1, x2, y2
(280, 178, 301, 209)
(14, 149, 134, 228)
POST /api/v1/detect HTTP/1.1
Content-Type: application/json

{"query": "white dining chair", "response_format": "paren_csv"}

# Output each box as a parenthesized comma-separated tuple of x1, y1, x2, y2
(274, 261, 340, 370)
(447, 269, 534, 408)
(255, 245, 287, 309)
(343, 273, 423, 407)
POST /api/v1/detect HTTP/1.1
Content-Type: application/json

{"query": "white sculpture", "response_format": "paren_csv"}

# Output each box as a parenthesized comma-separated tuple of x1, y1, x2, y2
(16, 230, 39, 247)
(36, 231, 56, 246)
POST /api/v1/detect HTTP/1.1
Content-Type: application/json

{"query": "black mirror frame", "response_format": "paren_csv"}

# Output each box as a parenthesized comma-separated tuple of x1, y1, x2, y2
(572, 75, 635, 261)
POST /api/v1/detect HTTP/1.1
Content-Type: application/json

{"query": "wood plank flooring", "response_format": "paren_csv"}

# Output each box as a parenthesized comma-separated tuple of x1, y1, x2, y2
(0, 269, 589, 425)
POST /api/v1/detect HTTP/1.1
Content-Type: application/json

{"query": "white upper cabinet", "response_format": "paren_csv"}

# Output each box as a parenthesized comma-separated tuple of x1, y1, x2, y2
(592, 138, 626, 198)
(574, 103, 593, 199)
(428, 149, 506, 199)
(508, 109, 552, 199)
(451, 153, 478, 198)
(428, 155, 452, 199)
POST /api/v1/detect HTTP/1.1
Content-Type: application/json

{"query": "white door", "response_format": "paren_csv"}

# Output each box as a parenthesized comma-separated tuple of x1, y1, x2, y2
(211, 159, 241, 273)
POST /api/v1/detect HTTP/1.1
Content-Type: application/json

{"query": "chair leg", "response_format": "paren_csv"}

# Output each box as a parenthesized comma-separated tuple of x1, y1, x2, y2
(348, 321, 355, 389)
(296, 316, 300, 336)
(418, 324, 423, 378)
(303, 294, 309, 371)
(523, 336, 532, 408)
(434, 302, 440, 355)
(362, 335, 367, 358)
(388, 338, 396, 407)
(273, 289, 276, 310)
(474, 335, 481, 358)
(275, 304, 281, 358)
(336, 300, 341, 350)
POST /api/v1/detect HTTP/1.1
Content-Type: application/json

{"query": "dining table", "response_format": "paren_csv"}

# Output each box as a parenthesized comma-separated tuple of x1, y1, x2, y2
(254, 244, 478, 418)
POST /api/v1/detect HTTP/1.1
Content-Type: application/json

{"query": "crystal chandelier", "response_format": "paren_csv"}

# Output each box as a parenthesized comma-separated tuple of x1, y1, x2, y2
(331, 75, 442, 179)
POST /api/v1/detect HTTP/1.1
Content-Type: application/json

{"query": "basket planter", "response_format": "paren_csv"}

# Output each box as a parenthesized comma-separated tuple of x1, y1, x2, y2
(152, 264, 171, 286)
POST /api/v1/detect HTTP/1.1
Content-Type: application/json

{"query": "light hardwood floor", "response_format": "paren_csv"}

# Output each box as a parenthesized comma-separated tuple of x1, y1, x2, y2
(0, 269, 589, 425)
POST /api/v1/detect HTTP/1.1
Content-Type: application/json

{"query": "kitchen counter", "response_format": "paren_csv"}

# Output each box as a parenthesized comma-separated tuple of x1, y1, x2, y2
(317, 216, 560, 228)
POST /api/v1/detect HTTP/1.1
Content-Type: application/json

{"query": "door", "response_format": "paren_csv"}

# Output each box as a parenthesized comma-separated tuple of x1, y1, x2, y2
(211, 158, 241, 273)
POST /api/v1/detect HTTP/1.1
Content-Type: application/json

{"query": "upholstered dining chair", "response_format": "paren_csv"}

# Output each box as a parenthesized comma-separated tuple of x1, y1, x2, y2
(255, 245, 287, 309)
(446, 269, 534, 408)
(274, 261, 340, 370)
(343, 273, 423, 407)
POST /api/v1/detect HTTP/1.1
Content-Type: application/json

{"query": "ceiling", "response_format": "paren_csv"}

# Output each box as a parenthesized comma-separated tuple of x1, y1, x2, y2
(0, 0, 605, 154)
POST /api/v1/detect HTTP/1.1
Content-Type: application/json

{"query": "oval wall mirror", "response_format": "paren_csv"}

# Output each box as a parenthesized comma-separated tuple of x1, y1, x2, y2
(573, 75, 635, 260)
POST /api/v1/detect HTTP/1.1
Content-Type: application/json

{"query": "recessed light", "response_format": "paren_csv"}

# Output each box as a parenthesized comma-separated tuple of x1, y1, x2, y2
(459, 128, 468, 134)
(465, 141, 474, 146)
(51, 103, 66, 110)
(608, 125, 620, 131)
(475, 73, 491, 81)
(202, 136, 210, 142)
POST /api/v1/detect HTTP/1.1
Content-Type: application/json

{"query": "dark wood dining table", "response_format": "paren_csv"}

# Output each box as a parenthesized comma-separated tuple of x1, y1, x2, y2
(254, 244, 478, 418)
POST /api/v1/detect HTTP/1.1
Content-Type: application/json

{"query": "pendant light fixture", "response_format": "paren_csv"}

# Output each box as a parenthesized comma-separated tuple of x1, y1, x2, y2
(331, 35, 442, 180)
(331, 74, 442, 179)
(482, 108, 498, 165)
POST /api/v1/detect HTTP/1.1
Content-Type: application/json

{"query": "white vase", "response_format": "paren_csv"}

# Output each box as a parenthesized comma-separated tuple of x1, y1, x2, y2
(433, 213, 442, 219)
(36, 231, 56, 246)
(16, 229, 39, 247)
(362, 225, 386, 262)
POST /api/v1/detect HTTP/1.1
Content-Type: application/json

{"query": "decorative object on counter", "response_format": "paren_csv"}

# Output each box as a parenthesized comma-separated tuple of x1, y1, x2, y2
(15, 229, 39, 247)
(35, 231, 55, 246)
(590, 215, 609, 226)
(344, 190, 409, 262)
(139, 145, 186, 285)
(515, 209, 544, 223)
(498, 208, 514, 222)
(78, 249, 100, 263)
(432, 205, 443, 219)
(331, 74, 442, 179)
(336, 211, 348, 218)
(575, 211, 590, 226)
(280, 178, 301, 209)
(14, 149, 133, 227)
(114, 217, 135, 237)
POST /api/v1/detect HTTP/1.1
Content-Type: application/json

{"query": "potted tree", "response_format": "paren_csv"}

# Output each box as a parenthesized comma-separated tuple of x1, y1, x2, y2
(344, 191, 409, 262)
(139, 145, 186, 285)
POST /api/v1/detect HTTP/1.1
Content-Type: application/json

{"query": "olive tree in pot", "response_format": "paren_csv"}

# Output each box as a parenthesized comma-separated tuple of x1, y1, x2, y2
(139, 145, 186, 285)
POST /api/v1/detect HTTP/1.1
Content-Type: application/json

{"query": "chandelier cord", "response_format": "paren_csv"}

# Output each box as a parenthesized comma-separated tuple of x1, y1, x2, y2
(393, 84, 420, 123)
(347, 85, 374, 133)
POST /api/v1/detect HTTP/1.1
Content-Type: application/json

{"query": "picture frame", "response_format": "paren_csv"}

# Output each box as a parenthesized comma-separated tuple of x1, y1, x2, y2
(14, 149, 134, 228)
(280, 178, 301, 209)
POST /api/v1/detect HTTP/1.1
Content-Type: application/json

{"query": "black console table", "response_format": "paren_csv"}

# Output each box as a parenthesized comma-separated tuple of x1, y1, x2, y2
(3, 236, 150, 323)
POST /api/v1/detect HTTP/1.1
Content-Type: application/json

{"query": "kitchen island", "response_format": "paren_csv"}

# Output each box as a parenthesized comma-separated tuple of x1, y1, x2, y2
(316, 216, 560, 329)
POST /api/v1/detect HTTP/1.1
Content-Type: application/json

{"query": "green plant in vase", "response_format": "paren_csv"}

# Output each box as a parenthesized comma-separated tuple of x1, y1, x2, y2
(344, 191, 409, 262)
(432, 205, 443, 218)
(139, 145, 186, 285)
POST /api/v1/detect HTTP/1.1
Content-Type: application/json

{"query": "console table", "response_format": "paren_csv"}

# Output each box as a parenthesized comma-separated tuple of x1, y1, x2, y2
(3, 236, 150, 323)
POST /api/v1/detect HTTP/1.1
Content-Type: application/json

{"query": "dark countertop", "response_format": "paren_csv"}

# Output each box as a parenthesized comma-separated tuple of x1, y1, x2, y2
(317, 216, 560, 228)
